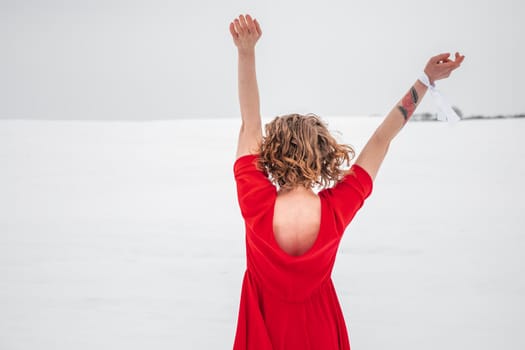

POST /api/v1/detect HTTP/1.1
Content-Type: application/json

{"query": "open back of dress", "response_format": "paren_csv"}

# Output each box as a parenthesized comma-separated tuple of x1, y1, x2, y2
(272, 190, 321, 257)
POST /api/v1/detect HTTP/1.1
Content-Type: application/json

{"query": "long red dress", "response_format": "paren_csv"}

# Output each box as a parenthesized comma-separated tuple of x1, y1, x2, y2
(233, 154, 373, 350)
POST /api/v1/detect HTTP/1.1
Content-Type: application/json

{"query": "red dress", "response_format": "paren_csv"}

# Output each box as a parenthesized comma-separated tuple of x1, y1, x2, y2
(233, 154, 373, 350)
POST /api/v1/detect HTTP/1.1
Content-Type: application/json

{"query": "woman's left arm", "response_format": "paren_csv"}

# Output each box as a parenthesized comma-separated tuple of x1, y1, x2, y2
(229, 14, 263, 159)
(354, 52, 465, 181)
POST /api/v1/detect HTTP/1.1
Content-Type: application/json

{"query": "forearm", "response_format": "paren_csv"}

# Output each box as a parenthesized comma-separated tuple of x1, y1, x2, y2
(237, 50, 261, 130)
(374, 79, 428, 143)
(355, 79, 428, 180)
(354, 52, 464, 180)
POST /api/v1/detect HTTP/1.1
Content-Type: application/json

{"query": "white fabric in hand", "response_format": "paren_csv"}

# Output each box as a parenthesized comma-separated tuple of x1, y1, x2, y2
(418, 72, 461, 123)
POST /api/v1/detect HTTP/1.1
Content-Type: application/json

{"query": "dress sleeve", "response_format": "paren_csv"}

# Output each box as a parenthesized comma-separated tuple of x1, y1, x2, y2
(233, 154, 276, 231)
(323, 163, 373, 233)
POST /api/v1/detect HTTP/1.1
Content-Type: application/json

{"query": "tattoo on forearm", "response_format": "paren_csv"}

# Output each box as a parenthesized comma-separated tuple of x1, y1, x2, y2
(397, 86, 419, 121)
(398, 105, 408, 120)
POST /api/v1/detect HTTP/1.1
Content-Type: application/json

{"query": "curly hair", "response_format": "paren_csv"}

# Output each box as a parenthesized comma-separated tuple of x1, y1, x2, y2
(257, 113, 355, 192)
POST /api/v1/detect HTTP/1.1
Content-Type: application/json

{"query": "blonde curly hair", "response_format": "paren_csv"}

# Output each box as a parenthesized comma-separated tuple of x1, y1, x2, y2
(257, 113, 355, 192)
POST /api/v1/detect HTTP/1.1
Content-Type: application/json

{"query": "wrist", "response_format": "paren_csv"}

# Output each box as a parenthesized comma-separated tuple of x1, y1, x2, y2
(423, 69, 435, 86)
(419, 71, 435, 88)
(238, 48, 256, 57)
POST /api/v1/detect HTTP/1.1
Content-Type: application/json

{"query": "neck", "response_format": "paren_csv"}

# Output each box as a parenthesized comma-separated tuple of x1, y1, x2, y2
(278, 185, 315, 196)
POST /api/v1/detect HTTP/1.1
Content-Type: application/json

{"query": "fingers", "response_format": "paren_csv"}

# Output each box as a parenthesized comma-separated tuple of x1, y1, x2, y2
(432, 52, 451, 64)
(254, 18, 262, 36)
(239, 14, 249, 32)
(454, 52, 465, 65)
(229, 22, 238, 39)
(234, 18, 244, 35)
(440, 60, 457, 69)
(426, 51, 465, 82)
(449, 52, 465, 73)
(229, 13, 262, 50)
(245, 14, 257, 34)
(432, 51, 465, 71)
(446, 52, 464, 68)
(231, 14, 261, 37)
(432, 52, 465, 66)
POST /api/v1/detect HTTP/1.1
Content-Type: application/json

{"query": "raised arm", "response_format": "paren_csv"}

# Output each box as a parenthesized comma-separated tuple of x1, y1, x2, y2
(354, 52, 465, 180)
(229, 14, 263, 159)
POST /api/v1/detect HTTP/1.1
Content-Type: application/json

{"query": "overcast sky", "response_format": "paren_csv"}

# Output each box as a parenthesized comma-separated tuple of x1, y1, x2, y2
(1, 0, 523, 120)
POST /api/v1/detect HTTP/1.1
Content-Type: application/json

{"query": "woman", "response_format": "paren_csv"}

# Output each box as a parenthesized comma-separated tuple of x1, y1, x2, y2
(229, 14, 464, 350)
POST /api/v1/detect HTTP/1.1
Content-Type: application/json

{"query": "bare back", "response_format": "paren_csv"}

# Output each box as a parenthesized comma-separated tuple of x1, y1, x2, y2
(272, 189, 321, 257)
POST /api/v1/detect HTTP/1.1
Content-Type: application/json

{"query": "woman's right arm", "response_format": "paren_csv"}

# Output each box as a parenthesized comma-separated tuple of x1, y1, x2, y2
(229, 14, 263, 160)
(354, 52, 465, 181)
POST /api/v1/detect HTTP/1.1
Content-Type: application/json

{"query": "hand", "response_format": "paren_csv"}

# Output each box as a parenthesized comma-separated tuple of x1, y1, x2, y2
(424, 52, 465, 85)
(229, 14, 262, 54)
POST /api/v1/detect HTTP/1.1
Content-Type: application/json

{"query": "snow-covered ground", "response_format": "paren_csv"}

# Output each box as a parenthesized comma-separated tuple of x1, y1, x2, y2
(1, 117, 524, 349)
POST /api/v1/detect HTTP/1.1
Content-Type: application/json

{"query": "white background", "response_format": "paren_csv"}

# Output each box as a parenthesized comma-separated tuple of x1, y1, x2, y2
(1, 0, 524, 120)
